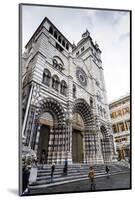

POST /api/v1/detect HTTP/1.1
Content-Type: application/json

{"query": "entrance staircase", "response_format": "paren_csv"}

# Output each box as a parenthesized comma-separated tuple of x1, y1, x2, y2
(29, 163, 130, 190)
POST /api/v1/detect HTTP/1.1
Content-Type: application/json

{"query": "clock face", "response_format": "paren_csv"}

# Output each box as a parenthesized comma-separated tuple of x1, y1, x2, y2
(76, 67, 87, 86)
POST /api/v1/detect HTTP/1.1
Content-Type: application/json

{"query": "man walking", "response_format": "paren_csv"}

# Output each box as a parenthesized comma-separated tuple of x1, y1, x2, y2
(105, 165, 110, 178)
(51, 163, 55, 183)
(88, 166, 96, 191)
(22, 163, 31, 195)
(63, 159, 68, 176)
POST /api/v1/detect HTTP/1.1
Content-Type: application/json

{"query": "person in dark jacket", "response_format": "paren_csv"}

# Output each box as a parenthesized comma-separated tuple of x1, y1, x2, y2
(51, 163, 55, 183)
(22, 165, 31, 195)
(63, 159, 68, 176)
(105, 165, 110, 178)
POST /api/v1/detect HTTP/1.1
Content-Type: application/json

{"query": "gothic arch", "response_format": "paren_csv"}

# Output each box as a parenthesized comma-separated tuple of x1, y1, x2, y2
(100, 125, 108, 138)
(72, 98, 94, 128)
(38, 98, 66, 125)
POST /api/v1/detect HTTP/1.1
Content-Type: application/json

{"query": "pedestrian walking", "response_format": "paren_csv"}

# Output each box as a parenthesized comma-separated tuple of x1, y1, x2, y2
(88, 166, 96, 191)
(22, 164, 31, 195)
(51, 163, 55, 183)
(63, 159, 68, 176)
(105, 165, 110, 178)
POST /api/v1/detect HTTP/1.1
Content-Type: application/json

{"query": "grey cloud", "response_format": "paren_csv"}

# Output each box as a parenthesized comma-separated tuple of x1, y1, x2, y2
(119, 32, 129, 41)
(94, 10, 128, 26)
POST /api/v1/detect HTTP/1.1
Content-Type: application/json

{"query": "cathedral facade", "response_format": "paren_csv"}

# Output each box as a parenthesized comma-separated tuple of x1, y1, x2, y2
(22, 17, 114, 165)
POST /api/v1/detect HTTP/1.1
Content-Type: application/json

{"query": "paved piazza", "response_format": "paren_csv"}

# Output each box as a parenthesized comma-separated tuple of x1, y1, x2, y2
(29, 171, 130, 195)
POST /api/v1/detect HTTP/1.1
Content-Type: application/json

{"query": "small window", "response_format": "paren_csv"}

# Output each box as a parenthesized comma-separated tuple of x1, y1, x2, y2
(58, 36, 62, 43)
(62, 40, 65, 47)
(112, 124, 117, 133)
(119, 122, 125, 132)
(53, 56, 64, 72)
(54, 31, 57, 39)
(66, 43, 69, 50)
(111, 112, 116, 119)
(73, 84, 76, 98)
(56, 42, 64, 52)
(76, 51, 79, 56)
(81, 46, 85, 52)
(49, 26, 53, 34)
(53, 59, 58, 68)
(52, 75, 60, 91)
(90, 97, 93, 108)
(100, 106, 102, 116)
(59, 64, 63, 72)
(97, 105, 100, 115)
(103, 108, 106, 117)
(96, 81, 100, 86)
(42, 69, 51, 86)
(60, 80, 67, 96)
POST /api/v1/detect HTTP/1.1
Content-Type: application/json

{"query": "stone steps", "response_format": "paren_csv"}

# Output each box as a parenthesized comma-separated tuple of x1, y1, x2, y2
(36, 170, 106, 182)
(29, 164, 129, 189)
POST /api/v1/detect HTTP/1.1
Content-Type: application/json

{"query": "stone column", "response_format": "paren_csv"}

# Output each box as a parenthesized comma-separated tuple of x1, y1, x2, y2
(28, 112, 37, 149)
(22, 84, 34, 137)
(58, 124, 65, 164)
(95, 129, 104, 164)
(48, 126, 54, 164)
(24, 105, 36, 147)
(66, 120, 72, 164)
(34, 124, 41, 154)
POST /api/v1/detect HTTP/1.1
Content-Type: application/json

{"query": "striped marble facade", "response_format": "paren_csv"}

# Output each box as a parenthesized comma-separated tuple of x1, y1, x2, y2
(22, 17, 114, 165)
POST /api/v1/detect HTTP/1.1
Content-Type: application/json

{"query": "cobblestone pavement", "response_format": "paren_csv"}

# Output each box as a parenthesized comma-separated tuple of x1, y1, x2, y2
(29, 171, 131, 195)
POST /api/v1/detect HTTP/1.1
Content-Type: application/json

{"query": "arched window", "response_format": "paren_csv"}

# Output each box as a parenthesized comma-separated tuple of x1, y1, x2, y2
(54, 31, 57, 39)
(113, 124, 117, 133)
(58, 36, 62, 43)
(53, 59, 58, 68)
(90, 97, 93, 108)
(73, 84, 76, 98)
(53, 56, 64, 72)
(42, 69, 51, 86)
(62, 40, 65, 47)
(49, 26, 53, 34)
(58, 64, 63, 72)
(66, 43, 69, 50)
(52, 75, 60, 91)
(60, 80, 67, 96)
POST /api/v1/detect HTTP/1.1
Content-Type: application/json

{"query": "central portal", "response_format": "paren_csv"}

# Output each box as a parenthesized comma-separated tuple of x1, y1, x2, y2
(72, 113, 84, 163)
(72, 129, 83, 163)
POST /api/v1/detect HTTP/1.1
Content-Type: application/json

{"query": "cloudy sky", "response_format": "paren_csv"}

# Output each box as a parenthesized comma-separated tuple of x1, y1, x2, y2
(22, 5, 130, 102)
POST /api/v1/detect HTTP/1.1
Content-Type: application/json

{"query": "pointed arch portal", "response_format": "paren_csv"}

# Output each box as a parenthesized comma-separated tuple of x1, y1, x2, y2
(72, 99, 94, 163)
(36, 98, 66, 164)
